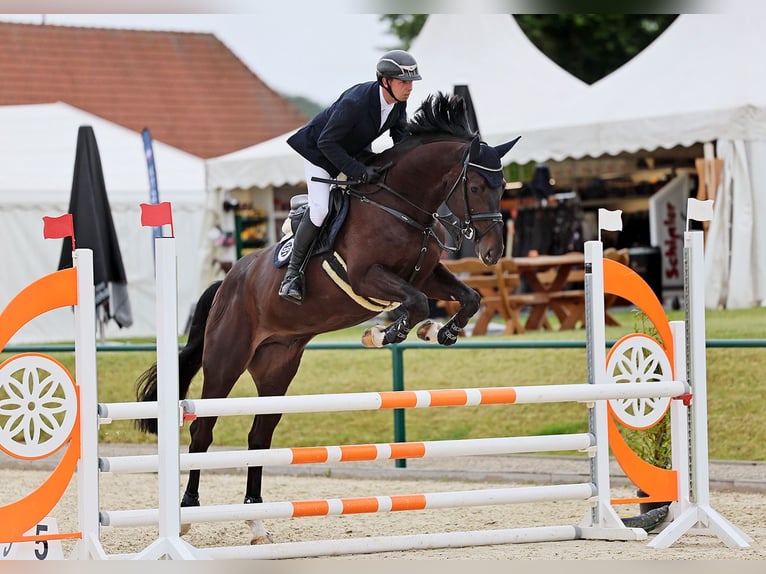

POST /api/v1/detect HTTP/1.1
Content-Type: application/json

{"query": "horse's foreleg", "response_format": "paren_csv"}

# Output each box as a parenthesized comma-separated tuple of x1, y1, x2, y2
(355, 266, 432, 348)
(431, 294, 481, 345)
(362, 303, 430, 347)
(416, 263, 482, 346)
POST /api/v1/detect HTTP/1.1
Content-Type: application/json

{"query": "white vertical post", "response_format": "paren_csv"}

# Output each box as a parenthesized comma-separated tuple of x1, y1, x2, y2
(669, 320, 690, 518)
(686, 230, 713, 507)
(580, 240, 643, 539)
(585, 241, 610, 517)
(73, 249, 107, 559)
(136, 237, 204, 560)
(155, 237, 181, 539)
(649, 230, 751, 549)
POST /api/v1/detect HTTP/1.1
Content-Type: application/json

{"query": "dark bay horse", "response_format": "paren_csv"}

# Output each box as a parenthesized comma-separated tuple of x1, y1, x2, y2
(136, 93, 519, 543)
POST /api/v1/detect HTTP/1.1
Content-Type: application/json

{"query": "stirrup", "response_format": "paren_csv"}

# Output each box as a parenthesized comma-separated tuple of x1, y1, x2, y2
(279, 274, 304, 304)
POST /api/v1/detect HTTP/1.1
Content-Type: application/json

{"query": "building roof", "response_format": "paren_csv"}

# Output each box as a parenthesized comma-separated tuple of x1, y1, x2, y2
(0, 21, 308, 158)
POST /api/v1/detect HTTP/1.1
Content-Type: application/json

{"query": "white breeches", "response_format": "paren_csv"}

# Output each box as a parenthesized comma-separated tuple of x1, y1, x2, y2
(304, 160, 332, 226)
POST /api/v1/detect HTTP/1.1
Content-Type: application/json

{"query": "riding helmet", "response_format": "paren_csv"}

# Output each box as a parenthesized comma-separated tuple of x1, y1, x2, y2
(376, 50, 422, 81)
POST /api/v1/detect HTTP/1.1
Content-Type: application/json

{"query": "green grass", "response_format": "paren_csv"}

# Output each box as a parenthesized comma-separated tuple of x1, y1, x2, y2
(2, 307, 765, 460)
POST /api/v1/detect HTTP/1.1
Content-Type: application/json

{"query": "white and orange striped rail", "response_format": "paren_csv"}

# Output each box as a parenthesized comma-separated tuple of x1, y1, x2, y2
(97, 381, 686, 422)
(101, 483, 595, 528)
(99, 433, 594, 474)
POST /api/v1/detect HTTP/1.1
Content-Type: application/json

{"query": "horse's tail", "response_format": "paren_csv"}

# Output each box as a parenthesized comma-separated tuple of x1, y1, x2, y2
(135, 280, 223, 434)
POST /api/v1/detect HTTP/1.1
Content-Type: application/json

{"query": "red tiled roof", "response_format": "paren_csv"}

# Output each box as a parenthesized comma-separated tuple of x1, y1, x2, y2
(0, 22, 308, 158)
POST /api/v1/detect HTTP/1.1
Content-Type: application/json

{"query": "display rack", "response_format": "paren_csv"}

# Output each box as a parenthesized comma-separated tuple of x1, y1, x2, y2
(234, 207, 268, 258)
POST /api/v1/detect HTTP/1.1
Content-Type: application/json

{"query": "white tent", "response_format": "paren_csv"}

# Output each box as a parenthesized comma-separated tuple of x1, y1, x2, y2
(0, 102, 207, 344)
(206, 129, 302, 192)
(205, 14, 589, 193)
(501, 14, 766, 309)
(408, 14, 588, 145)
(506, 14, 766, 161)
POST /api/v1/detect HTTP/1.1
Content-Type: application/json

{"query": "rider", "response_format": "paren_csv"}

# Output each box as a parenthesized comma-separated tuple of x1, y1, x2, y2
(278, 49, 422, 304)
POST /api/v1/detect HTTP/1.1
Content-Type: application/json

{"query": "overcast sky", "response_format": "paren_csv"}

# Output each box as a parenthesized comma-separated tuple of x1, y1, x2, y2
(0, 13, 398, 106)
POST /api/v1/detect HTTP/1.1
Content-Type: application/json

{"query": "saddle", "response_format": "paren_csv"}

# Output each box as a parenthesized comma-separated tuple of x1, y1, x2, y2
(273, 186, 349, 268)
(272, 184, 398, 313)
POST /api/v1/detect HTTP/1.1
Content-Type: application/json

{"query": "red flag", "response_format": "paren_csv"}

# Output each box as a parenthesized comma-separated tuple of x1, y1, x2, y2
(43, 214, 76, 249)
(139, 202, 174, 236)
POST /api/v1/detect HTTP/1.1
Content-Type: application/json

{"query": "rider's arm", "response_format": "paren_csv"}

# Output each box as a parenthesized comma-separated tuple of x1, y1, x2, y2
(317, 98, 367, 180)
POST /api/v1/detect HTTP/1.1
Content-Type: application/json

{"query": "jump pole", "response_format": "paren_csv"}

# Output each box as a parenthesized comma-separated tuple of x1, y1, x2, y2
(648, 229, 752, 548)
(100, 382, 686, 421)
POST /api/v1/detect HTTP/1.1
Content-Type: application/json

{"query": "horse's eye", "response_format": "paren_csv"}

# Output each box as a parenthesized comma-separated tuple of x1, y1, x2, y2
(470, 185, 480, 194)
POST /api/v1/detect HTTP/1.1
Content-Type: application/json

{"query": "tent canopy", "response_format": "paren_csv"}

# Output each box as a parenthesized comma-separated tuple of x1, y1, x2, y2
(0, 102, 207, 343)
(508, 14, 766, 163)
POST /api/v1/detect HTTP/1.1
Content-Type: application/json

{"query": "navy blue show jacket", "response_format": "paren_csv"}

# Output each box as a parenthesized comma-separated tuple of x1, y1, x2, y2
(287, 81, 408, 181)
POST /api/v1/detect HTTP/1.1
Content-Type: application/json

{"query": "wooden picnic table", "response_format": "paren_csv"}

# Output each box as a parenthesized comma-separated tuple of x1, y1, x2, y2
(512, 253, 586, 330)
(440, 251, 623, 335)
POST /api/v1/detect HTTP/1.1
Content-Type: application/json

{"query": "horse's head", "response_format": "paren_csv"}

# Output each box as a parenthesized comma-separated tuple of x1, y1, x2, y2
(380, 93, 521, 265)
(442, 135, 520, 265)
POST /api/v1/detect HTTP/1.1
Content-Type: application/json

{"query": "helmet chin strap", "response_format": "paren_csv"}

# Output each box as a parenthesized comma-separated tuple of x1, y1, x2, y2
(381, 78, 405, 103)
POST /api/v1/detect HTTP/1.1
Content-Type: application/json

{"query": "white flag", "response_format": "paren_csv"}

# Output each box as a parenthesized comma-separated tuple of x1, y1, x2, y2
(598, 208, 623, 232)
(687, 198, 714, 222)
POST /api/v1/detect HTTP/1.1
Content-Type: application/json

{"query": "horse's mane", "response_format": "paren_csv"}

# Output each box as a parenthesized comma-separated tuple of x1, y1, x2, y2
(405, 92, 478, 141)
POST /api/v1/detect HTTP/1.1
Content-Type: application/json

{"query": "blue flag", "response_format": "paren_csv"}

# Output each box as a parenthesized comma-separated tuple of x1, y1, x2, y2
(142, 128, 161, 242)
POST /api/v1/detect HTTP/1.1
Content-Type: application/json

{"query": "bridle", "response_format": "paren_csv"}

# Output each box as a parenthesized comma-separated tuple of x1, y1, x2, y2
(437, 144, 505, 251)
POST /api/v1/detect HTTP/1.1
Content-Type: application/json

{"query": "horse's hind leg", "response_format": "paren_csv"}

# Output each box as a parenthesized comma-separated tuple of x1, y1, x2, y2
(180, 326, 256, 533)
(242, 412, 282, 544)
(243, 340, 310, 545)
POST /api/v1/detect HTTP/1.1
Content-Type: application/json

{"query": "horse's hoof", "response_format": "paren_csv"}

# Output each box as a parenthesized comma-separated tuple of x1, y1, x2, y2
(250, 534, 274, 545)
(179, 491, 199, 536)
(417, 320, 442, 343)
(247, 518, 273, 545)
(361, 324, 385, 348)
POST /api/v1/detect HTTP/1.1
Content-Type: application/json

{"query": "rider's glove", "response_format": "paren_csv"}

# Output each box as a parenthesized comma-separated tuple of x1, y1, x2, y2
(360, 165, 383, 184)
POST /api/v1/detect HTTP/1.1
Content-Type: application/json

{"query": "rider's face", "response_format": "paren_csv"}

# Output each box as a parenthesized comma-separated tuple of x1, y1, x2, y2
(384, 78, 414, 102)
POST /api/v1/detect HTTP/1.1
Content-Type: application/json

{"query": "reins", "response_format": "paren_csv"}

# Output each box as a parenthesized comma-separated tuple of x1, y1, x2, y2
(313, 143, 503, 252)
(311, 141, 504, 281)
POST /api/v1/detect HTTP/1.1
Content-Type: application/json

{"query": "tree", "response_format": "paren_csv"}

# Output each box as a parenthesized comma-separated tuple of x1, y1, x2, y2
(379, 14, 676, 85)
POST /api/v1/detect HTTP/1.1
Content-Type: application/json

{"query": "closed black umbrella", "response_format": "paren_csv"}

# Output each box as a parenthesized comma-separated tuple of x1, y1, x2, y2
(58, 125, 133, 332)
(454, 84, 481, 136)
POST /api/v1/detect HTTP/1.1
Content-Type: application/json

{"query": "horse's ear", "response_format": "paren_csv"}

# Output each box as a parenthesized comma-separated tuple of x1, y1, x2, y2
(468, 136, 481, 162)
(494, 136, 521, 159)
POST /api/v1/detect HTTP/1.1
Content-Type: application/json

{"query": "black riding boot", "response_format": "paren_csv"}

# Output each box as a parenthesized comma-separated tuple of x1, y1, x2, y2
(278, 216, 321, 304)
